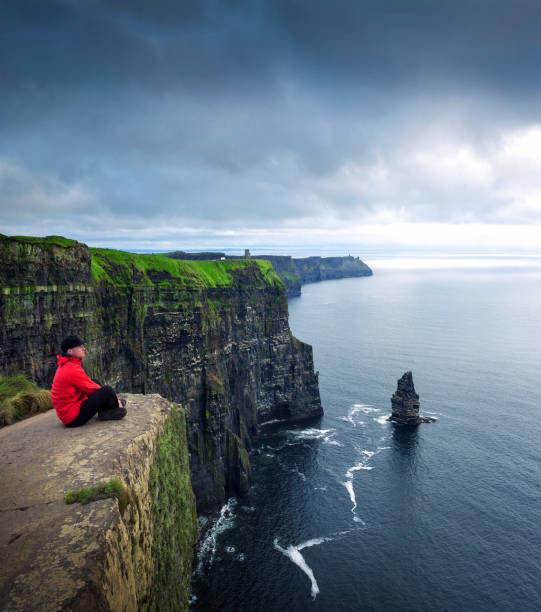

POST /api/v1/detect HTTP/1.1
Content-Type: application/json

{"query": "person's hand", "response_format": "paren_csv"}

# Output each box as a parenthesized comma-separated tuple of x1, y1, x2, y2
(118, 397, 122, 408)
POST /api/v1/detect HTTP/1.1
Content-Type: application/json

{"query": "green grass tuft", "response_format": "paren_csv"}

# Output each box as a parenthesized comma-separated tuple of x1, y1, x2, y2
(64, 479, 131, 514)
(0, 374, 53, 427)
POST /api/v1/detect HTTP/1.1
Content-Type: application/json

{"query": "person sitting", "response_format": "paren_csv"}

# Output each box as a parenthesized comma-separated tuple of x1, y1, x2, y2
(51, 335, 126, 427)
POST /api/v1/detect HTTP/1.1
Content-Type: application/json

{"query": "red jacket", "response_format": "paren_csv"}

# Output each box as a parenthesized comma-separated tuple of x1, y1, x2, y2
(51, 355, 101, 424)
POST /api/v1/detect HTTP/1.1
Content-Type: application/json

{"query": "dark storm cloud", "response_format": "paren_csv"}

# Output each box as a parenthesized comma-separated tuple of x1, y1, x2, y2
(2, 0, 541, 243)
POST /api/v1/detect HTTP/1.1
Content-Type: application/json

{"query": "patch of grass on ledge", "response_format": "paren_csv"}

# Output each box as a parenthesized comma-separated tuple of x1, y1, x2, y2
(65, 479, 131, 514)
(0, 374, 53, 427)
(90, 247, 283, 289)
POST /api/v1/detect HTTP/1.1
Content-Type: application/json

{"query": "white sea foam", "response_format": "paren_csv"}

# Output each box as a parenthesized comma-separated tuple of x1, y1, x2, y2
(346, 462, 374, 479)
(290, 427, 343, 447)
(356, 404, 380, 414)
(323, 432, 343, 446)
(274, 540, 320, 599)
(342, 480, 357, 511)
(340, 403, 376, 427)
(375, 414, 390, 424)
(341, 446, 393, 522)
(298, 536, 334, 549)
(196, 498, 237, 572)
(293, 427, 334, 439)
(274, 536, 333, 599)
(341, 479, 366, 524)
(273, 528, 366, 598)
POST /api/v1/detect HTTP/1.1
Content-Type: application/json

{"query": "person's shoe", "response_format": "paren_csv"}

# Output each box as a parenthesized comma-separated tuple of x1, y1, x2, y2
(98, 407, 127, 421)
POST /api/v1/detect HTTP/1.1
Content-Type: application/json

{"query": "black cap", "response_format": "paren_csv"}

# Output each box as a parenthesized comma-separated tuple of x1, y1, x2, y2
(61, 335, 86, 353)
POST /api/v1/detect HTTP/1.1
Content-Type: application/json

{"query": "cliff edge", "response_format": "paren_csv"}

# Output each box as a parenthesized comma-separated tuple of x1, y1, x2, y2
(0, 393, 196, 612)
(0, 235, 322, 511)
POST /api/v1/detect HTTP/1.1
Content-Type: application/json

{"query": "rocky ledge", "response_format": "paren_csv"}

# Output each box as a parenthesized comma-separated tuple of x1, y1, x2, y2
(0, 394, 196, 612)
(388, 371, 436, 425)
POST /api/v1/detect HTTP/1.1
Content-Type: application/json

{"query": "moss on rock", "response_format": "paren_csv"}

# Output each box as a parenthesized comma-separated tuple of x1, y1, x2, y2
(65, 479, 131, 515)
(148, 403, 196, 611)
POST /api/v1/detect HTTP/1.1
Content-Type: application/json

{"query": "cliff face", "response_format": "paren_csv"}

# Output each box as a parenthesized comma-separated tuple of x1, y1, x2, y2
(293, 255, 373, 285)
(245, 255, 372, 297)
(0, 393, 196, 611)
(0, 235, 322, 511)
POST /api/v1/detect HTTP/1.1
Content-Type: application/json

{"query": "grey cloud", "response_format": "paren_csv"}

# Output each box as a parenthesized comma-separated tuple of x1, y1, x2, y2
(2, 0, 541, 244)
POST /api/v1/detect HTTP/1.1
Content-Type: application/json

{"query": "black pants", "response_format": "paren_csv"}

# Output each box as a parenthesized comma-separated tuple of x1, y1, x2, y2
(65, 386, 118, 428)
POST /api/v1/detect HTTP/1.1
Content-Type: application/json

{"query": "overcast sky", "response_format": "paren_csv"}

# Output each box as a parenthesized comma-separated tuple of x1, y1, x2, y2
(2, 0, 541, 254)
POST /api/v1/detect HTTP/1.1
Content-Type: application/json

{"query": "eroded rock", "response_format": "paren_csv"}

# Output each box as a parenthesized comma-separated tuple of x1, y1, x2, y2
(388, 372, 435, 425)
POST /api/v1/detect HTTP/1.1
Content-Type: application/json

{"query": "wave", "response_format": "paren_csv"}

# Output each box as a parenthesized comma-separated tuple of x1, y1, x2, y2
(355, 404, 380, 414)
(339, 403, 377, 427)
(195, 498, 237, 573)
(289, 427, 343, 447)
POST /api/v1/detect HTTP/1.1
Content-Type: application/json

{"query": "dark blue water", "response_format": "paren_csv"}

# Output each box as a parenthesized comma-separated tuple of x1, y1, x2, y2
(190, 257, 541, 611)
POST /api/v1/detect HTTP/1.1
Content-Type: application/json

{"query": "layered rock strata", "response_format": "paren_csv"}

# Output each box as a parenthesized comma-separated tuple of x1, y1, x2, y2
(388, 371, 435, 424)
(0, 235, 322, 511)
(0, 393, 196, 611)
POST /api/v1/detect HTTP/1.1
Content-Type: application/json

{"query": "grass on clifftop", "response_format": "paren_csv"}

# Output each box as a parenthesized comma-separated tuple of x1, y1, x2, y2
(0, 374, 53, 427)
(8, 235, 81, 248)
(90, 247, 283, 289)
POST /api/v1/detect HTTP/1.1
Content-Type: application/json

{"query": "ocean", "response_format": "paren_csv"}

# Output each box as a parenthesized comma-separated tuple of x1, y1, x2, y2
(190, 256, 541, 611)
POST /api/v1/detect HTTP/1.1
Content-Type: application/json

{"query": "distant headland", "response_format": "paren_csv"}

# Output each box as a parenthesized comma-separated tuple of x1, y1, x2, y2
(164, 251, 373, 296)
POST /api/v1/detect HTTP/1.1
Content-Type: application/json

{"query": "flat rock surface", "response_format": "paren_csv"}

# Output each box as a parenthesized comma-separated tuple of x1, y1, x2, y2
(0, 393, 170, 611)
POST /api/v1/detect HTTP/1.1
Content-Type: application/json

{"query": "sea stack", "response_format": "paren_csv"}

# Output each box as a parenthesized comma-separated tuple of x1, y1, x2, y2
(388, 371, 435, 424)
